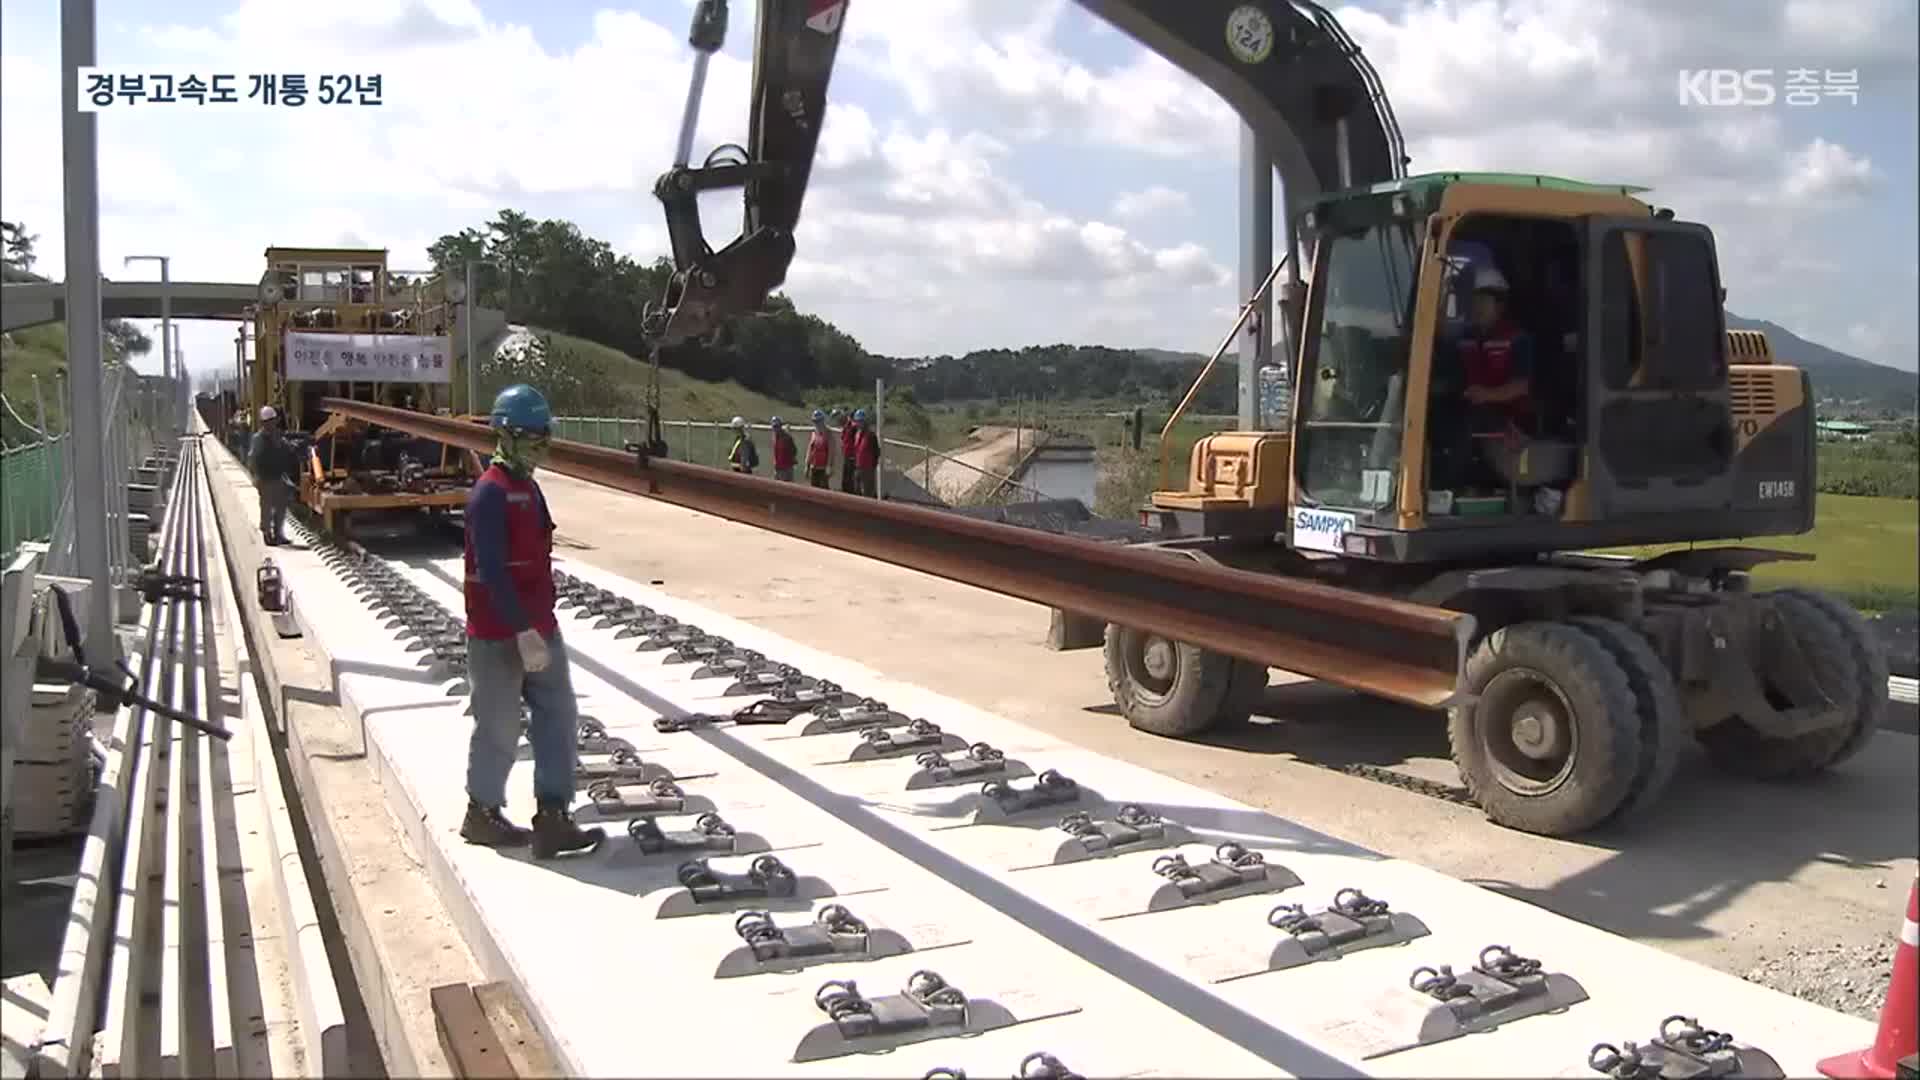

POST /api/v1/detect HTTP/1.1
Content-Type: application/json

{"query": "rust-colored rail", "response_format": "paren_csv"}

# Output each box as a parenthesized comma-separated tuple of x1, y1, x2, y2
(322, 398, 1474, 708)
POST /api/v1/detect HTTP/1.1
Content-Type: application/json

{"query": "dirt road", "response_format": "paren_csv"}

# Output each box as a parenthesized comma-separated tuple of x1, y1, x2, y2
(912, 425, 1030, 501)
(537, 470, 1919, 1021)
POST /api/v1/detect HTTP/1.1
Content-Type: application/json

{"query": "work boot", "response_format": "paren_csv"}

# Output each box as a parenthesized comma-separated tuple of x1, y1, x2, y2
(531, 800, 604, 860)
(460, 801, 530, 847)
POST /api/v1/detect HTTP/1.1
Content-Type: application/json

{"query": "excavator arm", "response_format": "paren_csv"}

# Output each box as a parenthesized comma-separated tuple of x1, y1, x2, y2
(644, 0, 1408, 345)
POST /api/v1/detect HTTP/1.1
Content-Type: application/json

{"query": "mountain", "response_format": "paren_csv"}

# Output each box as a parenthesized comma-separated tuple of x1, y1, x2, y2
(1135, 347, 1209, 366)
(1139, 315, 1914, 414)
(1724, 312, 1916, 414)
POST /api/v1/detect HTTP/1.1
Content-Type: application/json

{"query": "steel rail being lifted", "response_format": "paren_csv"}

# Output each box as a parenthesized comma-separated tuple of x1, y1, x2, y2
(319, 398, 1474, 708)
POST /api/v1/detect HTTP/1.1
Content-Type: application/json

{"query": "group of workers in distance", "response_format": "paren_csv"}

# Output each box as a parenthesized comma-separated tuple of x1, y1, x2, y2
(728, 406, 881, 496)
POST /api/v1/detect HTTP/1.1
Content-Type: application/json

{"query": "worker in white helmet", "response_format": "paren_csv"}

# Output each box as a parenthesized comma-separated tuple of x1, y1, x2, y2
(1434, 262, 1537, 493)
(247, 404, 297, 545)
(726, 416, 759, 475)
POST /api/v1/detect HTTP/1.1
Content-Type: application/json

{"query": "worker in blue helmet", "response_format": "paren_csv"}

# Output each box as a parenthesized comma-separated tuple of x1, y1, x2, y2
(460, 383, 604, 860)
(851, 408, 881, 497)
(806, 409, 832, 488)
(837, 408, 858, 492)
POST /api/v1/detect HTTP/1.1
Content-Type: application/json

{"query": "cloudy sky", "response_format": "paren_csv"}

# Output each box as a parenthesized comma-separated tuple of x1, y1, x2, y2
(2, 0, 1915, 378)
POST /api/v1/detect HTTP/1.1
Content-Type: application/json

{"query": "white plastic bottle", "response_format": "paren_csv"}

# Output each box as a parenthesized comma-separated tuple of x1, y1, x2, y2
(1257, 363, 1291, 431)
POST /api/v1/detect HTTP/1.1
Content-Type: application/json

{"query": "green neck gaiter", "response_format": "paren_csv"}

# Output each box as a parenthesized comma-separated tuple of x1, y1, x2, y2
(491, 431, 546, 478)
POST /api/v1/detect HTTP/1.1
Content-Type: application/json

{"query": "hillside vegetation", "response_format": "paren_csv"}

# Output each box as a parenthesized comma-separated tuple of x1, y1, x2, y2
(1, 220, 155, 446)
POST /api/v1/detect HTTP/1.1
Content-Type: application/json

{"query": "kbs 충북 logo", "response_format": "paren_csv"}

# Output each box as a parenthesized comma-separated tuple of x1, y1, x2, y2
(1676, 68, 1860, 107)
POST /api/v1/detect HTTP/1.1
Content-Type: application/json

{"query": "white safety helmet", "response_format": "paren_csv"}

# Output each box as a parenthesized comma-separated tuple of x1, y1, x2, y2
(730, 415, 746, 431)
(259, 405, 278, 422)
(1473, 265, 1510, 294)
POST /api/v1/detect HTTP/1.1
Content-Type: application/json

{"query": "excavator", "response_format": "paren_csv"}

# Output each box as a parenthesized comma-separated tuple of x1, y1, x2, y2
(638, 0, 1889, 837)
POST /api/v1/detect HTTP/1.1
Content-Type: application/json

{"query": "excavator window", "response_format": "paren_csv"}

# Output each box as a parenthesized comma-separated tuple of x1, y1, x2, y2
(1425, 213, 1584, 508)
(1295, 217, 1419, 512)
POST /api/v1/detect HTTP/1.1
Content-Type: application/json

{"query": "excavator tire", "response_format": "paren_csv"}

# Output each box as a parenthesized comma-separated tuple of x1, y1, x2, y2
(1697, 590, 1866, 780)
(1448, 621, 1640, 836)
(1568, 615, 1687, 825)
(1103, 624, 1234, 739)
(1214, 659, 1271, 727)
(1773, 587, 1888, 767)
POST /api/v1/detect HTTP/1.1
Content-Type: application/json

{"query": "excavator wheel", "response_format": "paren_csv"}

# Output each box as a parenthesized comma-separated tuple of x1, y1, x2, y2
(1448, 621, 1641, 836)
(1103, 624, 1238, 739)
(1697, 590, 1870, 780)
(1215, 658, 1271, 726)
(1772, 587, 1888, 767)
(1567, 615, 1687, 825)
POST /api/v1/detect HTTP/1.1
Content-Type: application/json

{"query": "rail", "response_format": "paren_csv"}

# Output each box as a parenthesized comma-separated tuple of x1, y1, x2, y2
(321, 398, 1473, 708)
(27, 440, 345, 1076)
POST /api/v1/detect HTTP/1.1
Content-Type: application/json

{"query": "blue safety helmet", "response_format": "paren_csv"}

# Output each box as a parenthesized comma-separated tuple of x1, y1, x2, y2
(853, 408, 869, 423)
(489, 384, 552, 434)
(811, 408, 826, 423)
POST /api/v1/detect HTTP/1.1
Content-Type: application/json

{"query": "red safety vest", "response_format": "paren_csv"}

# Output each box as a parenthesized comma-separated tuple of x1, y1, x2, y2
(839, 424, 857, 458)
(1459, 321, 1534, 427)
(806, 430, 831, 468)
(854, 428, 881, 470)
(772, 430, 798, 470)
(463, 465, 558, 640)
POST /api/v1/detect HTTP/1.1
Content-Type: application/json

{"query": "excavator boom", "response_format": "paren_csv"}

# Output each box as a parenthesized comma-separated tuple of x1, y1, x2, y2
(645, 0, 1407, 344)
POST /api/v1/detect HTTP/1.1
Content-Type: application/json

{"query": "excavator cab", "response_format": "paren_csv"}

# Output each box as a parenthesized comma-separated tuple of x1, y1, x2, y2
(1156, 172, 1817, 565)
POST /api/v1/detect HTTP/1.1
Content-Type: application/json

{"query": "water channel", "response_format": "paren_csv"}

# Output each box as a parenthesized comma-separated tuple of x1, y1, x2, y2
(1016, 449, 1099, 507)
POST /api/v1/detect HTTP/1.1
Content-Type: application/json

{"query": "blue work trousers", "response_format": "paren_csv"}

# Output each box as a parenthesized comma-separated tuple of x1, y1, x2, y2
(465, 630, 579, 807)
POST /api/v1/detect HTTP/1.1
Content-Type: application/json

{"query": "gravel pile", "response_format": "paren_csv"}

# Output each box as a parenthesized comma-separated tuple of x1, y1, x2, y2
(1744, 938, 1896, 1021)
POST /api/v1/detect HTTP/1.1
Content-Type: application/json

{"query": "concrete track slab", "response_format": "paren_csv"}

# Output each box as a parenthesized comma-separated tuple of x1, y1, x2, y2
(232, 510, 1884, 1079)
(528, 472, 1920, 1024)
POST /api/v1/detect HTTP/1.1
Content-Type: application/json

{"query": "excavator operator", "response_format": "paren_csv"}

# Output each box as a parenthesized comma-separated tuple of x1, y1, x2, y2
(1432, 265, 1537, 492)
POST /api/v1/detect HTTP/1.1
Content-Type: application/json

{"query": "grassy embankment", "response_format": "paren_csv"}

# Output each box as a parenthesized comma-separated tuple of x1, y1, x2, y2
(1606, 493, 1917, 612)
(0, 324, 76, 442)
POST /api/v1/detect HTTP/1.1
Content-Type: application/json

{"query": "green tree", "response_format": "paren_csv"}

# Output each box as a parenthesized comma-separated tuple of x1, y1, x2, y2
(1, 219, 36, 271)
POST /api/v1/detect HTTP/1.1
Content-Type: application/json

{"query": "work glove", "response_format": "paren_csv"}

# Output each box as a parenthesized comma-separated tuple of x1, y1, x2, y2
(515, 628, 552, 673)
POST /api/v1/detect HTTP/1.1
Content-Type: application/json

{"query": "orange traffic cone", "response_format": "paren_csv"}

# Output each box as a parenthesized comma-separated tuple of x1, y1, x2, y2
(1821, 878, 1920, 1079)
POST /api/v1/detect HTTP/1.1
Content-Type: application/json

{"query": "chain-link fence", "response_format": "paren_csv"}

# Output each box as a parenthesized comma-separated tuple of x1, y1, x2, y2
(3, 367, 181, 574)
(0, 436, 69, 557)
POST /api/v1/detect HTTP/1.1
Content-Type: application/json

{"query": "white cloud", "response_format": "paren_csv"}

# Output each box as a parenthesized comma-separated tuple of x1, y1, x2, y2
(1111, 185, 1190, 220)
(1781, 138, 1877, 200)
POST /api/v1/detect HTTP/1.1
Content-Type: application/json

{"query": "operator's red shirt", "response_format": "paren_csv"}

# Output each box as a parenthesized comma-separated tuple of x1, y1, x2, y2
(1457, 319, 1536, 430)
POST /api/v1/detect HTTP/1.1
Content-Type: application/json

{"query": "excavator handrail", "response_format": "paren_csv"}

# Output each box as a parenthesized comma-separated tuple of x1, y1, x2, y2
(1295, 0, 1409, 180)
(1156, 254, 1293, 490)
(321, 397, 1475, 710)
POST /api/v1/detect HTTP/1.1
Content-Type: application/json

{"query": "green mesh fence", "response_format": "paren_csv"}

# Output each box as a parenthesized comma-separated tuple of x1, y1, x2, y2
(1, 436, 68, 562)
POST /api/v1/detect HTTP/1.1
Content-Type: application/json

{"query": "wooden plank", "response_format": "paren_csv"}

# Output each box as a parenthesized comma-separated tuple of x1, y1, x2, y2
(471, 982, 559, 1080)
(430, 984, 514, 1080)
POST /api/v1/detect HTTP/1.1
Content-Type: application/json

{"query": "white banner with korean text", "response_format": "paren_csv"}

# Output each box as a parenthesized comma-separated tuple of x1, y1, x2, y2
(284, 332, 452, 383)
